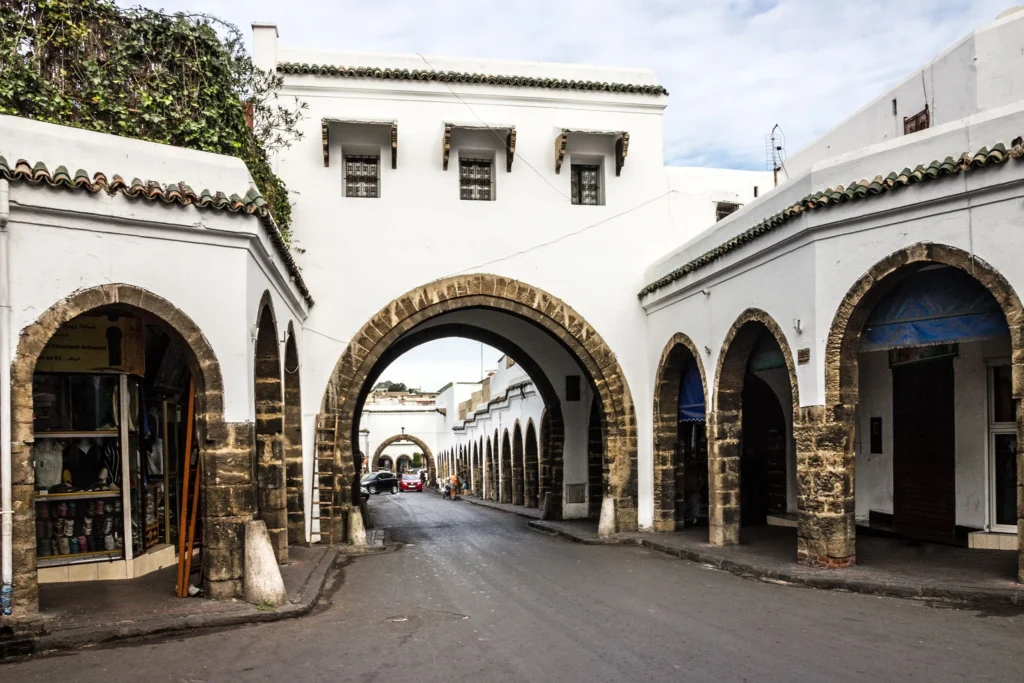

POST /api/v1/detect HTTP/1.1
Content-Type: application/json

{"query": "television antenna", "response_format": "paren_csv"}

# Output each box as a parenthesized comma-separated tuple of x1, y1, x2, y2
(765, 124, 788, 186)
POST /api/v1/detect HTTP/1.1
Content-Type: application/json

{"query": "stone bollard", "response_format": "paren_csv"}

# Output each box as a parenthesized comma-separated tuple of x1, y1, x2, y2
(598, 497, 617, 539)
(348, 506, 367, 547)
(244, 520, 286, 607)
(540, 492, 555, 520)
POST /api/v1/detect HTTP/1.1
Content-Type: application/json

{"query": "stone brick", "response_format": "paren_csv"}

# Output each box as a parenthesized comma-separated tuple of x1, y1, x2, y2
(205, 547, 244, 582)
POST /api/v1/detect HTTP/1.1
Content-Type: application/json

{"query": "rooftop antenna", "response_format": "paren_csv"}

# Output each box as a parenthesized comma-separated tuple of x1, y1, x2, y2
(765, 124, 787, 187)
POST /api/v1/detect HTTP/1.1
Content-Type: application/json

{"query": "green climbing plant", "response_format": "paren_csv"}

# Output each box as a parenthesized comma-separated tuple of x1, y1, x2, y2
(0, 0, 307, 242)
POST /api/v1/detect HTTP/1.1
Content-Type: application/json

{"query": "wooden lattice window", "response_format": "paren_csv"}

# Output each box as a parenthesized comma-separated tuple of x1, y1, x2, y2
(459, 158, 493, 201)
(571, 164, 601, 205)
(344, 155, 379, 198)
(903, 105, 929, 135)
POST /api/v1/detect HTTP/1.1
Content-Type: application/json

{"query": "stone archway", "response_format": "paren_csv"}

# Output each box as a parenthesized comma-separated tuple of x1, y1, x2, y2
(8, 284, 248, 616)
(319, 275, 638, 536)
(373, 433, 436, 482)
(710, 309, 799, 547)
(254, 292, 287, 564)
(474, 439, 483, 497)
(652, 333, 708, 532)
(500, 429, 513, 504)
(819, 243, 1024, 575)
(512, 422, 525, 505)
(283, 324, 304, 545)
(524, 420, 539, 508)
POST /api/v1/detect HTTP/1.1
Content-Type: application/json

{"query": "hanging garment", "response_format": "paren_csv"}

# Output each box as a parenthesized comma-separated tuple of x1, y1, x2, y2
(33, 440, 65, 489)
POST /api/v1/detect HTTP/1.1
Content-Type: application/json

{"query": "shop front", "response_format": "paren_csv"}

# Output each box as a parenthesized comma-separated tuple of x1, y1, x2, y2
(31, 310, 198, 584)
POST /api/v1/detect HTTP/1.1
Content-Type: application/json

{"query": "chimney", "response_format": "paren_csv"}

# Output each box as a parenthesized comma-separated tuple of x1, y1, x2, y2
(251, 22, 279, 72)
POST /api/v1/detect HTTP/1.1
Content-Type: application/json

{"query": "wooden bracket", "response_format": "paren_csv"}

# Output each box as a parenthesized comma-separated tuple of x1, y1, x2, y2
(391, 122, 398, 169)
(442, 124, 453, 171)
(615, 132, 629, 176)
(554, 129, 569, 174)
(322, 120, 330, 167)
(505, 129, 517, 173)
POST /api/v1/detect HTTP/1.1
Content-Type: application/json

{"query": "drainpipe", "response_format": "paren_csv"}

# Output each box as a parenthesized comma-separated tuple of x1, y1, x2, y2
(0, 178, 12, 615)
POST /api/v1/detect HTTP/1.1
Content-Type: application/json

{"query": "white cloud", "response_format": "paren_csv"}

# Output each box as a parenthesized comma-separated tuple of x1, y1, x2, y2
(126, 0, 1013, 168)
(373, 338, 504, 392)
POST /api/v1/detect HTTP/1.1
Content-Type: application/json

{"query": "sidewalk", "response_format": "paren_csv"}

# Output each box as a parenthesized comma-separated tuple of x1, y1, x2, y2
(3, 545, 339, 659)
(526, 519, 1024, 608)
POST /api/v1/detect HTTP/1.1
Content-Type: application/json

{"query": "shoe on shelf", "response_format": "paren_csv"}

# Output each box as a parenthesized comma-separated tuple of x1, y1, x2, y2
(58, 536, 70, 555)
(53, 518, 65, 536)
(56, 503, 67, 517)
(69, 537, 79, 554)
(104, 534, 115, 551)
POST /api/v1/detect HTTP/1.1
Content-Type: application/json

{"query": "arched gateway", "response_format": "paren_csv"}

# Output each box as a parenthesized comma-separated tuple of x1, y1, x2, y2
(373, 433, 436, 481)
(319, 274, 638, 538)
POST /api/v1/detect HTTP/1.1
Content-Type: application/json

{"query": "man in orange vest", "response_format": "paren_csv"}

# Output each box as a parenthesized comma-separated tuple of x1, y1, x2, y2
(449, 472, 460, 501)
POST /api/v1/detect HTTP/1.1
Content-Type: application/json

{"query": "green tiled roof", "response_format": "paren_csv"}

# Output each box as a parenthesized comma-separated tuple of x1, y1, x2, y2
(0, 156, 314, 307)
(638, 138, 1024, 300)
(277, 63, 669, 96)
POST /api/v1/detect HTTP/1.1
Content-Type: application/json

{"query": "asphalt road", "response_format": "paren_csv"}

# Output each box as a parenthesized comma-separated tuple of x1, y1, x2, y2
(6, 491, 1024, 682)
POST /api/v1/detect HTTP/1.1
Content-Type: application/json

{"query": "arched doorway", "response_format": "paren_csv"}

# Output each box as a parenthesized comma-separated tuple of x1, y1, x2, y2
(710, 309, 798, 547)
(9, 284, 241, 615)
(283, 325, 304, 545)
(377, 455, 394, 472)
(254, 294, 287, 563)
(652, 334, 708, 532)
(821, 243, 1023, 577)
(474, 439, 483, 497)
(484, 437, 495, 500)
(500, 430, 512, 504)
(525, 421, 539, 508)
(395, 455, 412, 473)
(319, 275, 635, 536)
(372, 433, 435, 481)
(512, 422, 524, 505)
(587, 398, 603, 519)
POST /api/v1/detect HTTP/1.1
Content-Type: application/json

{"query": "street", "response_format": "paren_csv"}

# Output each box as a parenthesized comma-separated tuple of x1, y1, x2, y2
(5, 492, 1024, 682)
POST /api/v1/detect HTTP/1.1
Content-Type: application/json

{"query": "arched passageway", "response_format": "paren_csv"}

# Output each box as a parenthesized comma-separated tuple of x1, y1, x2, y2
(525, 421, 539, 507)
(372, 433, 435, 481)
(474, 439, 483, 497)
(377, 455, 394, 472)
(395, 455, 412, 473)
(283, 325, 304, 545)
(512, 423, 524, 505)
(819, 243, 1023, 577)
(501, 430, 513, 504)
(254, 293, 288, 563)
(710, 309, 798, 547)
(652, 334, 708, 532)
(485, 437, 496, 500)
(318, 275, 636, 540)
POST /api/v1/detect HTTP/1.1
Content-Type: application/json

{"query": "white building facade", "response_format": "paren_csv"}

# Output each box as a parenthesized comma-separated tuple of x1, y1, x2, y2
(2, 6, 1023, 626)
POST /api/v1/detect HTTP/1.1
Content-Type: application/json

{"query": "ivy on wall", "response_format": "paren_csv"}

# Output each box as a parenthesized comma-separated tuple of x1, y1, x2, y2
(0, 0, 306, 242)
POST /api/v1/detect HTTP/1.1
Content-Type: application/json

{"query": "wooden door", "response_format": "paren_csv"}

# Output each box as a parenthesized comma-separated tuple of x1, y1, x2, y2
(892, 357, 956, 540)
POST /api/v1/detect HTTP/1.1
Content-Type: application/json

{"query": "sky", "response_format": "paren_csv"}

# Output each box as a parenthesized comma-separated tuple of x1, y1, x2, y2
(120, 0, 1017, 388)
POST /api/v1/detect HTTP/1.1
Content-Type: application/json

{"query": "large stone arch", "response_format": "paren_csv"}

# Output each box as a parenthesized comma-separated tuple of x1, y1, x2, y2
(817, 242, 1024, 575)
(254, 291, 287, 563)
(319, 274, 637, 535)
(283, 322, 304, 545)
(373, 433, 436, 482)
(652, 333, 708, 532)
(8, 283, 249, 615)
(710, 308, 799, 547)
(524, 419, 539, 508)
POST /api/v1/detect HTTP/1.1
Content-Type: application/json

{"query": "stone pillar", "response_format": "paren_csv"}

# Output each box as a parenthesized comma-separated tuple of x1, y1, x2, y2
(707, 409, 740, 546)
(204, 421, 257, 600)
(256, 433, 288, 564)
(795, 405, 856, 567)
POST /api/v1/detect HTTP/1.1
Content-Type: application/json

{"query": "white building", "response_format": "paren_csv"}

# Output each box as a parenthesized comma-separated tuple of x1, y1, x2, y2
(2, 6, 1023, 626)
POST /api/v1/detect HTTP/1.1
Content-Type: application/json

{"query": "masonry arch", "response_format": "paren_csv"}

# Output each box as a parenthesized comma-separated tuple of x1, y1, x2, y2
(377, 455, 394, 472)
(710, 309, 799, 547)
(485, 436, 495, 500)
(283, 323, 304, 545)
(9, 284, 241, 615)
(820, 243, 1024, 577)
(254, 291, 287, 563)
(652, 333, 708, 532)
(512, 421, 525, 505)
(500, 429, 513, 504)
(319, 275, 635, 538)
(373, 433, 436, 481)
(473, 439, 483, 497)
(525, 420, 539, 508)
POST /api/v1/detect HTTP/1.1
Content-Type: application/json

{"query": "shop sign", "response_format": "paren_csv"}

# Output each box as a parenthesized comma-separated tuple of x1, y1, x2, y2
(888, 343, 958, 367)
(36, 315, 145, 374)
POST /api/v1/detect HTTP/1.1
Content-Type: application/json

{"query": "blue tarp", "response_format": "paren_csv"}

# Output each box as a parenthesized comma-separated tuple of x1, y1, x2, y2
(861, 266, 1008, 352)
(679, 356, 706, 422)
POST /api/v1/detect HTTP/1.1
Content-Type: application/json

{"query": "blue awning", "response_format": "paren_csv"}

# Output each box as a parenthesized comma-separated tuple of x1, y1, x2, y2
(678, 356, 706, 422)
(861, 266, 1008, 352)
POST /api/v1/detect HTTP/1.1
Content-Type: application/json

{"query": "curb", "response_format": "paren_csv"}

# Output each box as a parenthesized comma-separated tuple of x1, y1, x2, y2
(2, 548, 341, 660)
(529, 522, 1024, 608)
(462, 495, 543, 522)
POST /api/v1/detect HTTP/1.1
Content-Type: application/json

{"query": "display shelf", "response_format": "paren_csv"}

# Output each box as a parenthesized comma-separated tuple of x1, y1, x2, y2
(35, 430, 119, 439)
(34, 489, 121, 502)
(36, 549, 124, 568)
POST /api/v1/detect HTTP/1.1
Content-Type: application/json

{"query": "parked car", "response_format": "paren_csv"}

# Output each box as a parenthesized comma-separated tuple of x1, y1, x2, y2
(400, 474, 423, 492)
(361, 471, 398, 496)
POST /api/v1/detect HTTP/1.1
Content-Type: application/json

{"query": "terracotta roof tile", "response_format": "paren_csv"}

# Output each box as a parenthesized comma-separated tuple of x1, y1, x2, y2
(638, 137, 1024, 300)
(0, 156, 314, 307)
(277, 63, 668, 96)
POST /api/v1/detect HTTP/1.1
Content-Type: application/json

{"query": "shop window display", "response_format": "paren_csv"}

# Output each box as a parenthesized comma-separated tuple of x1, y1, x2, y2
(32, 312, 196, 575)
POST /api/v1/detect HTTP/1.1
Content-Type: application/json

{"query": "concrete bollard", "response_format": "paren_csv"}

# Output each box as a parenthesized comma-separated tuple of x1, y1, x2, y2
(540, 492, 555, 520)
(348, 506, 367, 547)
(244, 520, 286, 607)
(598, 496, 617, 539)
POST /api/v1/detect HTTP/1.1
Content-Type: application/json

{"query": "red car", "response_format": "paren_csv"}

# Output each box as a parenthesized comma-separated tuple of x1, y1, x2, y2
(399, 474, 423, 492)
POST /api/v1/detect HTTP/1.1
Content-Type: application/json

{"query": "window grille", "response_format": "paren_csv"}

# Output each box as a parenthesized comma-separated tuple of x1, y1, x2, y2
(459, 158, 493, 201)
(345, 155, 379, 198)
(716, 202, 740, 222)
(903, 105, 930, 135)
(571, 164, 601, 205)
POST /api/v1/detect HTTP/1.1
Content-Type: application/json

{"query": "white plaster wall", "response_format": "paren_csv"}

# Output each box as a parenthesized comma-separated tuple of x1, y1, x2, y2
(360, 407, 442, 468)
